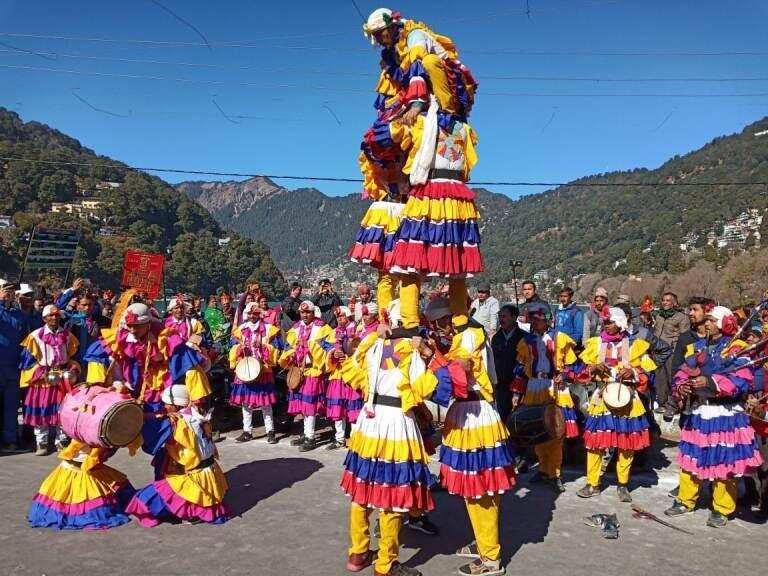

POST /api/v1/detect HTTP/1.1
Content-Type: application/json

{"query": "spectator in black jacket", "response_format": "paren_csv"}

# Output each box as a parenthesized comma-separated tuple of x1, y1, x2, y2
(281, 283, 303, 323)
(491, 304, 525, 423)
(312, 278, 342, 328)
(519, 280, 552, 325)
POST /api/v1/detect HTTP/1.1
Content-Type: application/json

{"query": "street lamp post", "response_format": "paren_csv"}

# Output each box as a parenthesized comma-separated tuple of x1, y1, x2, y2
(509, 260, 523, 304)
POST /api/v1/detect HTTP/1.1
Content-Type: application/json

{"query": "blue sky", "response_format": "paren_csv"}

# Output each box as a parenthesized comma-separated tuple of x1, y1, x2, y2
(1, 0, 767, 198)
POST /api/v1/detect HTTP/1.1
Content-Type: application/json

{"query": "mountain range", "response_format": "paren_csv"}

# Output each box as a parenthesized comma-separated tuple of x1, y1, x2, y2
(179, 116, 768, 288)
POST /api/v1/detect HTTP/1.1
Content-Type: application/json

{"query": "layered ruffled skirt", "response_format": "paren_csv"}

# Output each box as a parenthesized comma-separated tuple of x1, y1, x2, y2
(229, 372, 277, 409)
(326, 377, 364, 423)
(23, 384, 63, 427)
(126, 463, 230, 526)
(678, 404, 763, 479)
(439, 399, 515, 498)
(28, 461, 135, 530)
(287, 375, 325, 417)
(389, 180, 483, 278)
(341, 404, 434, 513)
(583, 394, 651, 451)
(349, 201, 404, 271)
(522, 378, 580, 439)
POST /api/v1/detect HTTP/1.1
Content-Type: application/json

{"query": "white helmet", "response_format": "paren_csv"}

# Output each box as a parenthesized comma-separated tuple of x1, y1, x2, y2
(363, 8, 401, 43)
(124, 303, 152, 325)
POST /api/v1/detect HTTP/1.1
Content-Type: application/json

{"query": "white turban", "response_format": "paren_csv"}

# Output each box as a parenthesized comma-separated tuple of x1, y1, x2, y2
(42, 304, 63, 318)
(607, 307, 628, 332)
(161, 384, 189, 407)
(363, 8, 401, 43)
(707, 306, 738, 335)
(244, 302, 261, 316)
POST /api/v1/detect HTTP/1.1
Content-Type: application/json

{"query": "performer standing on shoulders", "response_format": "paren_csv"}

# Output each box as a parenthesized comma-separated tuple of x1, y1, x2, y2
(409, 298, 513, 576)
(19, 304, 79, 455)
(229, 302, 282, 445)
(574, 307, 655, 502)
(279, 300, 334, 452)
(665, 306, 763, 528)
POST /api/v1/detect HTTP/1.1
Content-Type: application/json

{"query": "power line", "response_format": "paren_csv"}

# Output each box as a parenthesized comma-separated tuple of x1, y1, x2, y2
(2, 156, 767, 188)
(3, 49, 768, 83)
(0, 31, 766, 57)
(3, 64, 768, 98)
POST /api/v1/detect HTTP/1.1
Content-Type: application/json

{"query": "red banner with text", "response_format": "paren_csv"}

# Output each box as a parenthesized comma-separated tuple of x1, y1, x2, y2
(121, 250, 165, 300)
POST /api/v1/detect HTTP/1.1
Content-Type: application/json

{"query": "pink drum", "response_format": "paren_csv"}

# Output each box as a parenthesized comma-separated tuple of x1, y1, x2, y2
(60, 386, 143, 448)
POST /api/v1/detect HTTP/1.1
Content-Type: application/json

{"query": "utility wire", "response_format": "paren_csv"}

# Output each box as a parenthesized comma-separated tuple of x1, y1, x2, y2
(2, 156, 767, 188)
(3, 64, 768, 98)
(2, 49, 768, 83)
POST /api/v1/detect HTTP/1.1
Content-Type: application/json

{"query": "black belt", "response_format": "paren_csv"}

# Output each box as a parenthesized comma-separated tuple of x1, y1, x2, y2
(194, 456, 215, 470)
(372, 393, 402, 408)
(429, 168, 465, 182)
(456, 391, 482, 402)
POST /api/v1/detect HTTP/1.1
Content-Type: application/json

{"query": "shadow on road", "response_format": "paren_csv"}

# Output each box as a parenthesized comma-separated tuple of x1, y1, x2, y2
(225, 457, 323, 516)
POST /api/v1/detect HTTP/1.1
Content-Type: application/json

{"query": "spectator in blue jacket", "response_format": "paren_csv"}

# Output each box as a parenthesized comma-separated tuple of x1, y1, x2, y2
(57, 290, 103, 365)
(0, 281, 26, 452)
(16, 283, 42, 333)
(554, 286, 584, 346)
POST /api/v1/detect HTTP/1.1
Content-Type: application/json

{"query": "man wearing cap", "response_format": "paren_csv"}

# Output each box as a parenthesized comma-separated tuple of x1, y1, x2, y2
(325, 306, 362, 450)
(279, 300, 335, 452)
(408, 297, 513, 576)
(665, 306, 762, 528)
(582, 287, 609, 343)
(470, 283, 500, 337)
(19, 304, 80, 455)
(573, 307, 656, 502)
(16, 282, 42, 333)
(313, 278, 342, 329)
(0, 281, 26, 452)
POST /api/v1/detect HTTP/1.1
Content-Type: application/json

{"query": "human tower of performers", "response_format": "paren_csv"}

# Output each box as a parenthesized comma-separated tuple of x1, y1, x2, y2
(16, 8, 766, 576)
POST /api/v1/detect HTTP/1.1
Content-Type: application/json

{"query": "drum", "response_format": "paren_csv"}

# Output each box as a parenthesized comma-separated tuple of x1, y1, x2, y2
(286, 366, 303, 390)
(60, 386, 143, 448)
(235, 357, 261, 383)
(602, 382, 633, 411)
(506, 403, 565, 447)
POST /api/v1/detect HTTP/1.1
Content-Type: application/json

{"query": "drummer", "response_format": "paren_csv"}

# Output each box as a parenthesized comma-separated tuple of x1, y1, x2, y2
(164, 295, 205, 357)
(279, 300, 335, 452)
(574, 307, 656, 502)
(19, 304, 80, 455)
(229, 301, 282, 445)
(510, 311, 579, 493)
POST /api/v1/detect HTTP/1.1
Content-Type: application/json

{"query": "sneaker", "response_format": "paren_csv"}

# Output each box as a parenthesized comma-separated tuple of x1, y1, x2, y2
(290, 435, 306, 446)
(617, 485, 633, 503)
(234, 431, 253, 443)
(551, 478, 566, 493)
(377, 562, 422, 576)
(706, 511, 728, 528)
(576, 484, 600, 498)
(299, 437, 317, 452)
(326, 440, 345, 451)
(346, 550, 373, 573)
(266, 431, 278, 445)
(35, 443, 49, 456)
(668, 486, 679, 499)
(664, 500, 693, 517)
(456, 542, 481, 559)
(212, 430, 225, 443)
(407, 515, 439, 536)
(458, 558, 505, 576)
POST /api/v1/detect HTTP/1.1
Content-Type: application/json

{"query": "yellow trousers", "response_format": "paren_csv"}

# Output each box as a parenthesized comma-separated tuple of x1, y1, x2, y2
(377, 272, 397, 316)
(678, 470, 737, 516)
(399, 275, 469, 329)
(534, 437, 563, 479)
(586, 449, 633, 487)
(465, 495, 501, 562)
(349, 504, 402, 574)
(421, 54, 459, 113)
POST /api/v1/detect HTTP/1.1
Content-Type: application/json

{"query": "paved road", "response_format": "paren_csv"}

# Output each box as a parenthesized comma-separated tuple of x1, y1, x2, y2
(0, 424, 762, 576)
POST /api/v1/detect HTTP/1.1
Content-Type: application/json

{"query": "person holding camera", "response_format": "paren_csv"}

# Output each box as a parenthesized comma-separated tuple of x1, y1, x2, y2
(0, 281, 26, 452)
(312, 278, 342, 328)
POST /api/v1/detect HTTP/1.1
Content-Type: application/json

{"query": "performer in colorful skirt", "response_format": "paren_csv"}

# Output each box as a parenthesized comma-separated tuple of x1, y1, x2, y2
(339, 330, 433, 576)
(20, 304, 80, 455)
(352, 8, 480, 329)
(229, 302, 281, 445)
(28, 437, 139, 530)
(126, 384, 229, 526)
(510, 312, 579, 493)
(355, 301, 380, 340)
(163, 295, 205, 357)
(279, 300, 334, 452)
(325, 306, 363, 450)
(408, 298, 512, 576)
(574, 307, 656, 502)
(665, 306, 763, 528)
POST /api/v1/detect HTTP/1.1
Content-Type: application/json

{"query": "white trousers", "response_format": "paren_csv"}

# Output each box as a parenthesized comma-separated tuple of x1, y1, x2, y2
(303, 415, 316, 440)
(334, 420, 346, 443)
(242, 405, 274, 433)
(34, 425, 67, 446)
